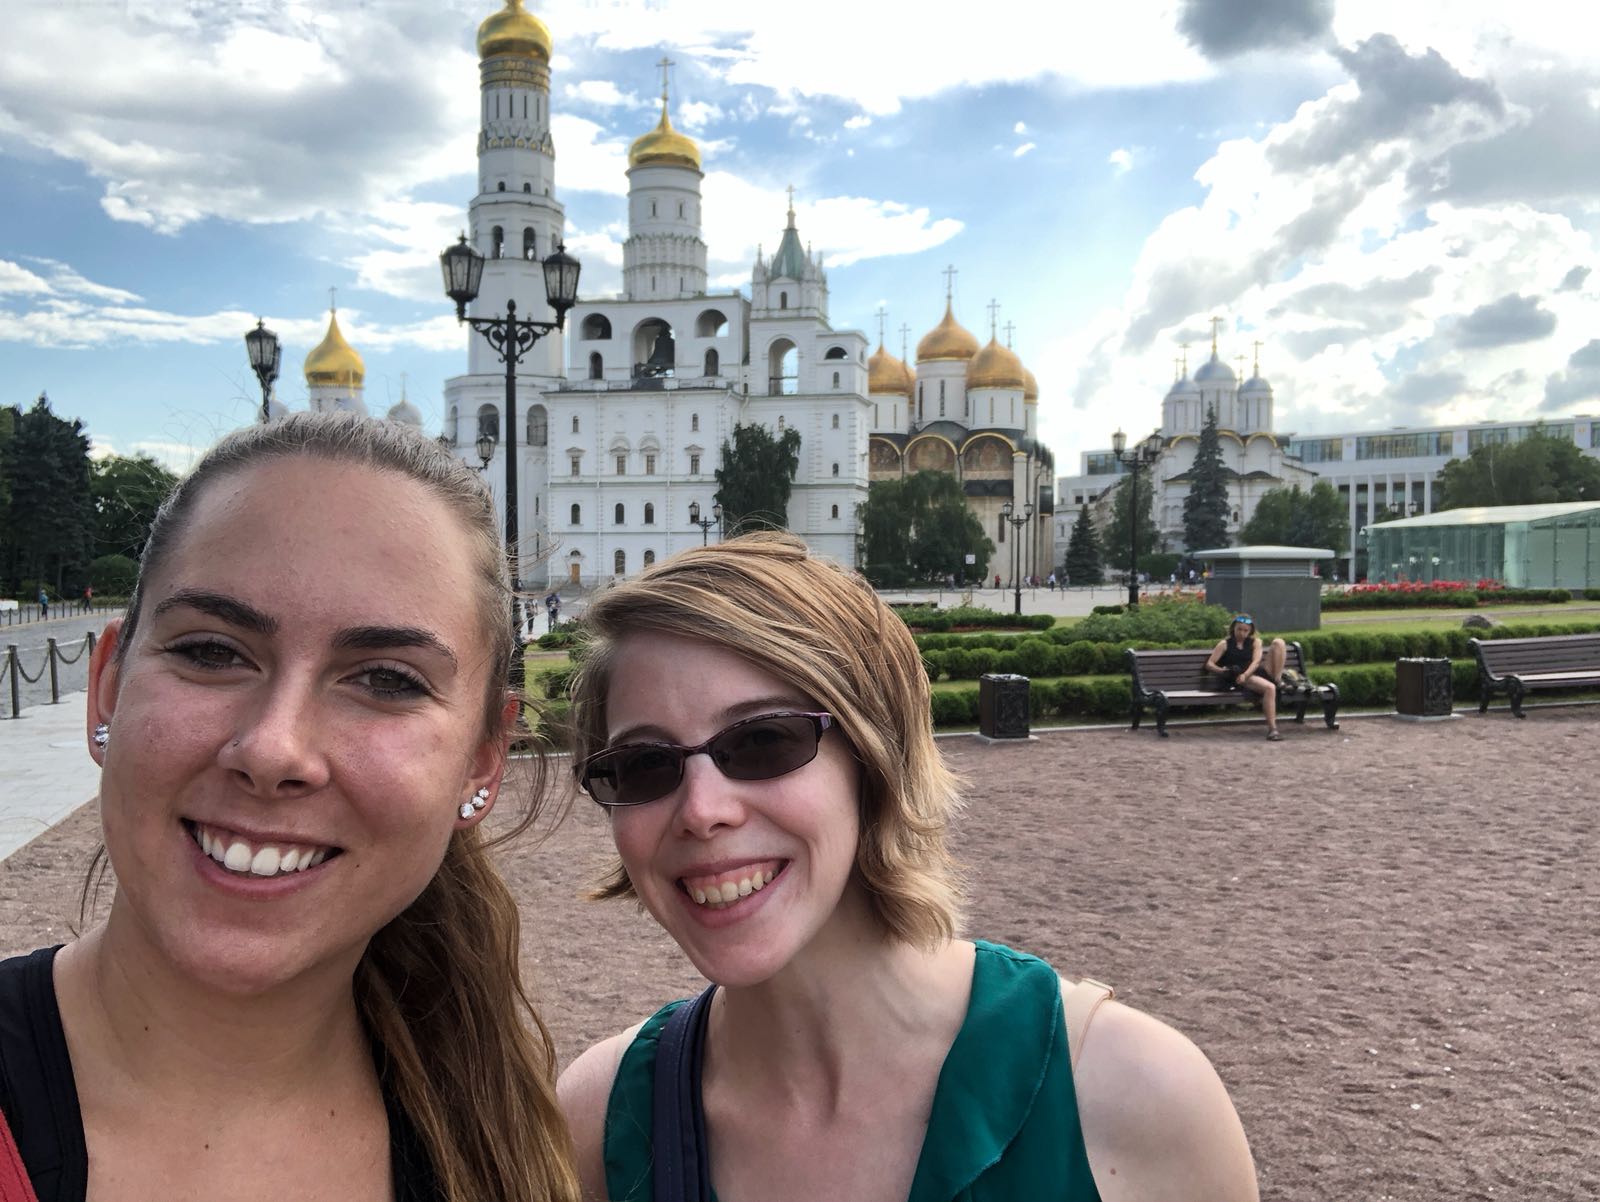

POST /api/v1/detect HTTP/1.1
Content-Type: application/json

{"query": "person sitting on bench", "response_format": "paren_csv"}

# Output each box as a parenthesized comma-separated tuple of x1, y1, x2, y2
(1205, 614, 1288, 740)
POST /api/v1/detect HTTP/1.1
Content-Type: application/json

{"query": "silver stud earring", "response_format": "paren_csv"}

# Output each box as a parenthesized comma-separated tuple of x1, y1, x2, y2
(93, 724, 110, 748)
(459, 801, 476, 820)
(471, 786, 490, 812)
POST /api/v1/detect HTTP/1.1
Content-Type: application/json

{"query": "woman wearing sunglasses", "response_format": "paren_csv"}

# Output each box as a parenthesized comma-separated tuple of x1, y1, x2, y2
(557, 533, 1258, 1201)
(1205, 614, 1290, 740)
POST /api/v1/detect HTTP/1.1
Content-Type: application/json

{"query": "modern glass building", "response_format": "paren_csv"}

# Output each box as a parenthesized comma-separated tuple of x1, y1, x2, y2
(1366, 502, 1600, 588)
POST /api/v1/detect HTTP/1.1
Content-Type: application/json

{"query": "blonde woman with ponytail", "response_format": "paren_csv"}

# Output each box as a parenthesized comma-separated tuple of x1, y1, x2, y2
(0, 414, 579, 1202)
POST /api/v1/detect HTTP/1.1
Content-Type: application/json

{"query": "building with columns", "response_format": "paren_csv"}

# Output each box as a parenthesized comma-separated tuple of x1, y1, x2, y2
(438, 2, 868, 587)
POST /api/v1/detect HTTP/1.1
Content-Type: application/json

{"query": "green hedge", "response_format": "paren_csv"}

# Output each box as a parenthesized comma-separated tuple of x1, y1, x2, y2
(896, 605, 1054, 633)
(1069, 597, 1233, 645)
(1323, 587, 1574, 610)
(1297, 621, 1600, 667)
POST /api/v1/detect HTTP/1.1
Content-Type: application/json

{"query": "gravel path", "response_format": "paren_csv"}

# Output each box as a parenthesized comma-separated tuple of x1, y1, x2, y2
(1, 709, 1594, 1200)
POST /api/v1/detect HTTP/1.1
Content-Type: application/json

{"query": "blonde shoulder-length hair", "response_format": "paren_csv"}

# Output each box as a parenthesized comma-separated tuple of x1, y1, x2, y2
(568, 531, 964, 949)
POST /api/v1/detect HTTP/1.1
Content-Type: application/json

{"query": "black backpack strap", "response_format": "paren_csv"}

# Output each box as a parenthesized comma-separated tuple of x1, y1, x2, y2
(651, 985, 717, 1202)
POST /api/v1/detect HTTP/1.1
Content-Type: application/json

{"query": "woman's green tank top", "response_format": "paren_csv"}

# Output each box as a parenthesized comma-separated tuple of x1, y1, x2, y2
(602, 940, 1103, 1201)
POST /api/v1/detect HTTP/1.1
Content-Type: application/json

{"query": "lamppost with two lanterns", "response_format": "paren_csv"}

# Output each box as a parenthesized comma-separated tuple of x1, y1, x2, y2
(999, 499, 1033, 616)
(1111, 427, 1163, 608)
(688, 500, 723, 546)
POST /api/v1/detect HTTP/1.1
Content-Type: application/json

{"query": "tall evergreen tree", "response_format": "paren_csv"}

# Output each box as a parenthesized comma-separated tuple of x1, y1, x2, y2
(1104, 474, 1162, 574)
(860, 473, 993, 587)
(2, 394, 95, 594)
(1182, 405, 1232, 553)
(714, 423, 803, 531)
(1064, 505, 1103, 585)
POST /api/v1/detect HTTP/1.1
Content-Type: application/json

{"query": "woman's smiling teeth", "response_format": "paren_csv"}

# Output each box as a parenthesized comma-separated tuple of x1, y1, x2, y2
(682, 861, 782, 909)
(189, 822, 333, 878)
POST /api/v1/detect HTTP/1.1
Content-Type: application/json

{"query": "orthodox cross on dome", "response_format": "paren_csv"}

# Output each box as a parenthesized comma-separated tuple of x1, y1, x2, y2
(785, 183, 797, 228)
(399, 370, 407, 400)
(986, 298, 1001, 338)
(657, 56, 674, 104)
(876, 305, 887, 345)
(942, 264, 958, 302)
(1253, 339, 1264, 375)
(1179, 340, 1190, 375)
(1235, 354, 1247, 379)
(1003, 320, 1016, 349)
(1209, 315, 1223, 354)
(1173, 356, 1183, 381)
(328, 286, 338, 313)
(899, 323, 910, 362)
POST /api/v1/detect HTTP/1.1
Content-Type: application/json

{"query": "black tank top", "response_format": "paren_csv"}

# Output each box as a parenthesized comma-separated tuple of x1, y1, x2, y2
(0, 946, 439, 1201)
(1218, 635, 1257, 671)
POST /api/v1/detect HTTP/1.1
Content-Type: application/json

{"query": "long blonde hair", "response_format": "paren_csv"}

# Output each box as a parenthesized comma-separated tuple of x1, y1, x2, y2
(569, 531, 965, 949)
(105, 413, 579, 1202)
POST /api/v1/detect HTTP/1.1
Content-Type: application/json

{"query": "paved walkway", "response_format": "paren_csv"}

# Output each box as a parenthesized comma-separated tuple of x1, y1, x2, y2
(0, 691, 99, 864)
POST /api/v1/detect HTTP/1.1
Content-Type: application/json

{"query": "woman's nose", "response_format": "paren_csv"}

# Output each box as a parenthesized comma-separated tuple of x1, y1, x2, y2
(216, 680, 332, 798)
(672, 752, 748, 839)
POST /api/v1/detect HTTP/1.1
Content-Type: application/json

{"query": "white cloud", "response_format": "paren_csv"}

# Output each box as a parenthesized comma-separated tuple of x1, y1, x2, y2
(1108, 147, 1134, 174)
(1014, 121, 1028, 134)
(844, 115, 872, 130)
(677, 100, 724, 129)
(563, 79, 645, 108)
(1013, 142, 1037, 158)
(0, 261, 53, 295)
(549, 113, 632, 195)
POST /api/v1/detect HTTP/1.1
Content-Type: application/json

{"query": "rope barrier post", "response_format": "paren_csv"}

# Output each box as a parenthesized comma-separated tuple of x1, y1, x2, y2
(47, 638, 60, 704)
(6, 646, 17, 720)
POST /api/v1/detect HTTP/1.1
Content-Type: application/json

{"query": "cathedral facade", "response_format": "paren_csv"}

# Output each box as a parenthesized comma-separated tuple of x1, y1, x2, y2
(440, 0, 868, 587)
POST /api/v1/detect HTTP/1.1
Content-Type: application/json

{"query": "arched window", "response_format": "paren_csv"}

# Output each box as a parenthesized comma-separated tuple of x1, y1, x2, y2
(614, 549, 626, 576)
(477, 403, 499, 440)
(768, 339, 798, 396)
(778, 416, 786, 431)
(589, 352, 603, 380)
(650, 200, 657, 217)
(824, 346, 848, 360)
(831, 504, 839, 519)
(523, 182, 531, 193)
(832, 372, 840, 388)
(831, 462, 839, 476)
(832, 413, 840, 429)
(572, 415, 580, 433)
(691, 413, 700, 432)
(779, 291, 788, 309)
(644, 550, 656, 567)
(614, 502, 625, 525)
(694, 309, 728, 337)
(581, 314, 612, 340)
(491, 226, 504, 258)
(497, 181, 505, 192)
(704, 348, 719, 377)
(644, 502, 655, 525)
(570, 503, 581, 524)
(527, 404, 547, 447)
(447, 405, 459, 445)
(523, 228, 536, 260)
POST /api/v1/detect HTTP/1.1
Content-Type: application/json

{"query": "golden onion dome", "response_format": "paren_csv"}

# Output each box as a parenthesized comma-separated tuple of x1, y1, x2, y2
(477, 0, 551, 61)
(867, 343, 913, 396)
(1023, 366, 1040, 403)
(915, 301, 980, 363)
(629, 102, 702, 171)
(304, 312, 365, 388)
(967, 337, 1027, 390)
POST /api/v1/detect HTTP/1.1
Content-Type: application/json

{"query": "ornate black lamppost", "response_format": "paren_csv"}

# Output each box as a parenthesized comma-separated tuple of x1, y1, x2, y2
(244, 319, 281, 424)
(440, 231, 581, 692)
(474, 430, 497, 472)
(1111, 428, 1163, 607)
(688, 499, 723, 546)
(999, 499, 1033, 616)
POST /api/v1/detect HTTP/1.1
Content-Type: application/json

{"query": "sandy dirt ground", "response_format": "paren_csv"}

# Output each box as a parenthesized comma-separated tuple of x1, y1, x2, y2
(1, 708, 1595, 1200)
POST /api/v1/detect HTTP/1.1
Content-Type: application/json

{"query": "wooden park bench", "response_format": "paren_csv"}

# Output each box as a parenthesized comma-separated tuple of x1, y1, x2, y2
(1126, 642, 1341, 737)
(1470, 633, 1600, 718)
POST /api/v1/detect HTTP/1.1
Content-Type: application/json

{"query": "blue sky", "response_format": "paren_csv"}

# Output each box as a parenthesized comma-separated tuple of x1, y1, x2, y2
(2, 0, 1598, 473)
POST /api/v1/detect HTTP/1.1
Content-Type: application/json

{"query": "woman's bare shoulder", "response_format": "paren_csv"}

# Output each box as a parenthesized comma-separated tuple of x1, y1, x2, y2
(557, 1021, 647, 1202)
(1069, 995, 1259, 1202)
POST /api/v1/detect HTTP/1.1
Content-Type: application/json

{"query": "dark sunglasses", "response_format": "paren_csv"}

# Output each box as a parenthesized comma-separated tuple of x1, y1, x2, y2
(576, 711, 835, 807)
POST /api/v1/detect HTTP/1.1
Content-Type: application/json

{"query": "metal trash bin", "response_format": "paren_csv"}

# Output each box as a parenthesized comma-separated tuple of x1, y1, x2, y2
(1395, 657, 1453, 718)
(978, 673, 1031, 739)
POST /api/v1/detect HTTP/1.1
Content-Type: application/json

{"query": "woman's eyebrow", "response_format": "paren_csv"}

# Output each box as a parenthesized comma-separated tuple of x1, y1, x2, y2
(333, 625, 459, 669)
(150, 589, 276, 634)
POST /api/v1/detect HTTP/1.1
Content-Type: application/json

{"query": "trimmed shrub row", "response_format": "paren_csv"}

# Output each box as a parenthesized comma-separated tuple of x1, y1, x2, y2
(896, 605, 1054, 633)
(1297, 621, 1600, 667)
(1323, 587, 1574, 610)
(921, 638, 1188, 681)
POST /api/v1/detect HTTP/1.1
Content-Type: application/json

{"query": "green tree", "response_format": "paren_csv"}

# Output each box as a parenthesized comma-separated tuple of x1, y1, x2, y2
(1, 394, 95, 595)
(1240, 482, 1350, 560)
(1064, 505, 1103, 585)
(1436, 428, 1600, 509)
(859, 473, 993, 587)
(0, 405, 15, 585)
(1103, 474, 1161, 574)
(1182, 405, 1232, 553)
(715, 422, 803, 530)
(91, 453, 180, 561)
